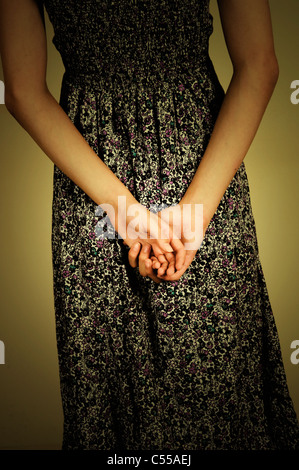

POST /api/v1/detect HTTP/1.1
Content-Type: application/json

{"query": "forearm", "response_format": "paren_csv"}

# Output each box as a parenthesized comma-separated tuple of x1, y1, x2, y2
(5, 88, 137, 212)
(180, 60, 279, 230)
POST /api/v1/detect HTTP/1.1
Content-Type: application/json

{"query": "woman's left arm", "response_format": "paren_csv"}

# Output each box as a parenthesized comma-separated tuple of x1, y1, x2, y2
(128, 0, 279, 281)
(179, 0, 279, 229)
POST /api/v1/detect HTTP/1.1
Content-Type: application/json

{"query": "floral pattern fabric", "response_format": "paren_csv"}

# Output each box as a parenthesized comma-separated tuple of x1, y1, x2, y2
(42, 0, 299, 450)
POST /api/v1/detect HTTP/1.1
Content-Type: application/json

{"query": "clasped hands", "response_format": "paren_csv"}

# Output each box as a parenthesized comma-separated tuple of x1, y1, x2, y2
(118, 201, 205, 283)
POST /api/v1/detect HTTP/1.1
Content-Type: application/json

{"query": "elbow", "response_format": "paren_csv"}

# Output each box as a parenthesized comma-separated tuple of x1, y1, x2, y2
(5, 86, 32, 116)
(5, 82, 49, 117)
(4, 93, 20, 117)
(266, 54, 279, 89)
(233, 52, 279, 94)
(260, 56, 279, 97)
(4, 86, 28, 117)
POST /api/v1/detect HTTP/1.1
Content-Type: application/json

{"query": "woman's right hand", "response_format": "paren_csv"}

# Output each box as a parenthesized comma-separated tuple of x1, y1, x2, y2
(126, 241, 174, 283)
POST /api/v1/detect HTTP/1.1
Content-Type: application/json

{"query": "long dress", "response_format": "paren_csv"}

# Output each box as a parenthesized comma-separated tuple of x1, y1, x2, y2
(42, 0, 299, 450)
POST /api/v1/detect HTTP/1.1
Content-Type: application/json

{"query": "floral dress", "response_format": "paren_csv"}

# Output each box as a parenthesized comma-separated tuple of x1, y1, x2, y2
(42, 0, 299, 450)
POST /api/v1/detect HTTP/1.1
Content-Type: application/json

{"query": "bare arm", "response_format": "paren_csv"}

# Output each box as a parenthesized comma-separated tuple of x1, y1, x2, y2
(0, 0, 137, 213)
(138, 0, 279, 281)
(0, 0, 186, 268)
(179, 0, 279, 229)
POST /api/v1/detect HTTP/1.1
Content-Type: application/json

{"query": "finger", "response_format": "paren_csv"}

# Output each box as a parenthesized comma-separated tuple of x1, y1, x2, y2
(165, 252, 176, 276)
(158, 265, 188, 281)
(157, 260, 169, 277)
(150, 242, 173, 260)
(157, 253, 168, 265)
(128, 241, 142, 268)
(138, 242, 152, 277)
(139, 244, 162, 283)
(170, 237, 186, 271)
(160, 242, 174, 253)
(144, 258, 162, 284)
(157, 252, 174, 276)
(151, 256, 161, 270)
(159, 251, 196, 281)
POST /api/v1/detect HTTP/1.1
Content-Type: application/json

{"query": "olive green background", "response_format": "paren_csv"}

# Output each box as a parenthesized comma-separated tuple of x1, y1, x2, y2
(0, 0, 298, 449)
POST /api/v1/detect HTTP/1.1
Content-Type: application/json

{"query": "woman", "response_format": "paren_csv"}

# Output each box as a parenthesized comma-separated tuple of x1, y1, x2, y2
(0, 0, 298, 450)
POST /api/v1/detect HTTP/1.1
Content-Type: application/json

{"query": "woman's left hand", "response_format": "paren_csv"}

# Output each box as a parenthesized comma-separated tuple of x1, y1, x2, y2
(126, 240, 177, 283)
(127, 202, 206, 281)
(126, 241, 164, 283)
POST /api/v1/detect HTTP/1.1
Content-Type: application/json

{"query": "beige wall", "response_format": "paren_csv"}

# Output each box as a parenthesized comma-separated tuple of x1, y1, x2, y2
(0, 0, 298, 449)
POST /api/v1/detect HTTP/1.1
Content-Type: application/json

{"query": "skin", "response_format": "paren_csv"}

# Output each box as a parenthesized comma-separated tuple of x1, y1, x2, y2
(0, 0, 278, 284)
(0, 0, 186, 281)
(128, 0, 279, 282)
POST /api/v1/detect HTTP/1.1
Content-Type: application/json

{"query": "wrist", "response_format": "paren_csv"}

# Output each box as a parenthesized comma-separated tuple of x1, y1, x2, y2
(97, 192, 139, 241)
(116, 197, 151, 244)
(112, 193, 139, 218)
(178, 196, 211, 234)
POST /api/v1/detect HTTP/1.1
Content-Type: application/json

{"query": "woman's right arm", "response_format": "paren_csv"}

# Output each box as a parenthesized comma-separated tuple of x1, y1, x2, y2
(0, 0, 138, 221)
(0, 0, 185, 271)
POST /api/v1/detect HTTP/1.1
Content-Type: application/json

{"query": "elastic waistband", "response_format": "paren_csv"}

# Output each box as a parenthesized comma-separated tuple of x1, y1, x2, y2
(62, 58, 211, 92)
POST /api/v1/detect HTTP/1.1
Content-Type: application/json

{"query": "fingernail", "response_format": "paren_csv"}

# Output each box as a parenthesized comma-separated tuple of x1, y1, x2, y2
(143, 244, 150, 252)
(132, 242, 141, 251)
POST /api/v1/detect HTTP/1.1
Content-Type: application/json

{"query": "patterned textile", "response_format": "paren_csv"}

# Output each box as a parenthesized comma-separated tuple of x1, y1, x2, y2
(42, 0, 299, 449)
